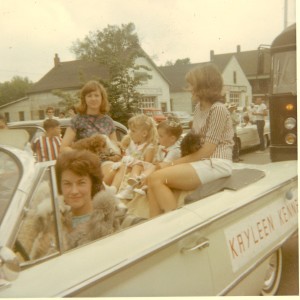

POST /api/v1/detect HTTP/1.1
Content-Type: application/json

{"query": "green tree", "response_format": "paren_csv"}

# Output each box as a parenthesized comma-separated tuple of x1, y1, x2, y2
(163, 58, 191, 66)
(71, 23, 151, 125)
(0, 76, 33, 105)
(52, 89, 80, 112)
(174, 58, 191, 65)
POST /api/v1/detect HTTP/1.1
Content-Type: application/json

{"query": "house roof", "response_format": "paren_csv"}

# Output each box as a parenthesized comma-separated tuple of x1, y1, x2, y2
(159, 48, 271, 93)
(28, 60, 109, 94)
(211, 49, 271, 78)
(0, 97, 29, 109)
(158, 57, 231, 93)
(29, 48, 170, 94)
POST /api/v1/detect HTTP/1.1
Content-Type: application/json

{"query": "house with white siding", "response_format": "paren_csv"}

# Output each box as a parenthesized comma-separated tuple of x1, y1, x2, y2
(0, 51, 170, 122)
(159, 55, 252, 114)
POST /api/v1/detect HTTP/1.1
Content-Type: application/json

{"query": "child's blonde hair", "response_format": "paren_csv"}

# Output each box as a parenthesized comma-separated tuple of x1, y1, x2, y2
(128, 114, 158, 145)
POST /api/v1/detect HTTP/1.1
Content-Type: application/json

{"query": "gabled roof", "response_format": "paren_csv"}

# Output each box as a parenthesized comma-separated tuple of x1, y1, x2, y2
(211, 49, 271, 78)
(159, 62, 203, 93)
(29, 48, 170, 95)
(0, 97, 29, 109)
(158, 57, 231, 93)
(29, 60, 109, 94)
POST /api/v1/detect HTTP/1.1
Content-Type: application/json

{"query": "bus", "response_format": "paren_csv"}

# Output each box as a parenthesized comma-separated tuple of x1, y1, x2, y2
(269, 23, 297, 161)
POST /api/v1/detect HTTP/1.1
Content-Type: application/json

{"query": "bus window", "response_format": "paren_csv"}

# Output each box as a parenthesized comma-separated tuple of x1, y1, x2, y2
(273, 51, 296, 94)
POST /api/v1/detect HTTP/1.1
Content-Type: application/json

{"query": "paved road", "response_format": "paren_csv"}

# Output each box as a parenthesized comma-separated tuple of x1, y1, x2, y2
(239, 147, 299, 295)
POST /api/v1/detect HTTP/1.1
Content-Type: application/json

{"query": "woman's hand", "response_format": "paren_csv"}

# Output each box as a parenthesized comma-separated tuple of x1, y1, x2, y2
(156, 161, 174, 170)
(60, 127, 76, 152)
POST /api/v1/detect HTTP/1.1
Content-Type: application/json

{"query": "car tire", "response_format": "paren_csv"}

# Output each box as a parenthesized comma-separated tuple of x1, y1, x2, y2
(261, 248, 283, 296)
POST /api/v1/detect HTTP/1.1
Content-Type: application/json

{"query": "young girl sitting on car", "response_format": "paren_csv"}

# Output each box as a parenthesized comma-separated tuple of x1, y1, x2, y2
(107, 114, 158, 200)
(129, 119, 183, 196)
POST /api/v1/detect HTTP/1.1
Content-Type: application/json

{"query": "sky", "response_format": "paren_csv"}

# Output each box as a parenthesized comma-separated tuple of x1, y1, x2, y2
(0, 0, 297, 83)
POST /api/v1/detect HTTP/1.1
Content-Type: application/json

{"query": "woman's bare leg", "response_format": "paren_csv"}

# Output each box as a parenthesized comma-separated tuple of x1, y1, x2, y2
(102, 162, 117, 185)
(147, 164, 202, 217)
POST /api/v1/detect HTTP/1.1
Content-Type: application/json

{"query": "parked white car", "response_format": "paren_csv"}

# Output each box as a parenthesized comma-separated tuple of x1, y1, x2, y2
(237, 120, 270, 151)
(8, 118, 128, 142)
(0, 132, 297, 297)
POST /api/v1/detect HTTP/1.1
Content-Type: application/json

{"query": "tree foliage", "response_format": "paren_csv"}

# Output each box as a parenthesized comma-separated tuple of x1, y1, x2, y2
(0, 76, 33, 106)
(70, 23, 151, 125)
(52, 89, 80, 112)
(163, 58, 191, 66)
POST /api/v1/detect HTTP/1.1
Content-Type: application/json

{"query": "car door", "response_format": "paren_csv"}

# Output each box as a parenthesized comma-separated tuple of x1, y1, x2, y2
(70, 211, 214, 297)
(12, 165, 61, 264)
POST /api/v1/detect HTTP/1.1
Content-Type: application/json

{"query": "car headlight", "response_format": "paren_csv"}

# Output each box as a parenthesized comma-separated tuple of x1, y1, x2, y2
(284, 117, 296, 130)
(285, 133, 297, 145)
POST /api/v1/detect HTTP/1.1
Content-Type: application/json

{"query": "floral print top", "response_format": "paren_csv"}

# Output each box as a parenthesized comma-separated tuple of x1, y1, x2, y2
(70, 114, 116, 141)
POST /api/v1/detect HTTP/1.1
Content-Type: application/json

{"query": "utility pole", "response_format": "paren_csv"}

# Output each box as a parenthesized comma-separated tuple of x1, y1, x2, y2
(284, 0, 288, 29)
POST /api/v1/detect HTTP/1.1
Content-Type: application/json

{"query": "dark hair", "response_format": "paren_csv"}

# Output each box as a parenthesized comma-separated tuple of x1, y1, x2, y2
(180, 132, 202, 156)
(45, 106, 55, 113)
(157, 119, 183, 140)
(43, 119, 60, 131)
(55, 150, 103, 197)
(69, 106, 77, 113)
(76, 80, 110, 114)
(185, 63, 224, 103)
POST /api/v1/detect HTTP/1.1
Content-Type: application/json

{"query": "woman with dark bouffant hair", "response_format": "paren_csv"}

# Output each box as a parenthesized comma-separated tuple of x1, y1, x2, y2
(60, 80, 118, 152)
(55, 149, 122, 249)
(147, 63, 234, 217)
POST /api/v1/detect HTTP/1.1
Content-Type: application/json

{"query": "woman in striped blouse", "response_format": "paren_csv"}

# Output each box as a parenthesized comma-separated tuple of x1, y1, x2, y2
(147, 63, 234, 217)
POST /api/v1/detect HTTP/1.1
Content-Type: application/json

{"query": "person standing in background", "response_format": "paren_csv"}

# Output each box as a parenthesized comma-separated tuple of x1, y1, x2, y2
(253, 98, 268, 153)
(228, 103, 241, 162)
(68, 106, 77, 118)
(45, 106, 59, 120)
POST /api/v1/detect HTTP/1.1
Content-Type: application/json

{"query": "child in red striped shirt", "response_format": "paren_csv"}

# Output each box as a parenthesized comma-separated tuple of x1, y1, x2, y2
(32, 119, 62, 162)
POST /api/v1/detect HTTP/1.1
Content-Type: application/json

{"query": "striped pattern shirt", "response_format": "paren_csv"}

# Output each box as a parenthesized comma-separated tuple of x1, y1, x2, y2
(192, 101, 234, 160)
(33, 136, 62, 162)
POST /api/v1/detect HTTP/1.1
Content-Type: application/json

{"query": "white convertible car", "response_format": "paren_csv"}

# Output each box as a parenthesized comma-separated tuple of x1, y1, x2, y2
(0, 131, 297, 297)
(237, 120, 270, 151)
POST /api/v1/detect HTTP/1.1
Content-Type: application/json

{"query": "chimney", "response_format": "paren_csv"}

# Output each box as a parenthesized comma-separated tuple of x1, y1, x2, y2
(237, 45, 241, 53)
(54, 53, 60, 67)
(210, 50, 214, 61)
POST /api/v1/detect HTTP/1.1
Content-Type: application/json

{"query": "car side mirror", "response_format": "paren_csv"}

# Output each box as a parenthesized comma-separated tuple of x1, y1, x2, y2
(0, 247, 20, 286)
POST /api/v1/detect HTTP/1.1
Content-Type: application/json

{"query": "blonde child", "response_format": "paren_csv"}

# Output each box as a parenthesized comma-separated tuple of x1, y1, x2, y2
(132, 119, 183, 195)
(110, 114, 158, 200)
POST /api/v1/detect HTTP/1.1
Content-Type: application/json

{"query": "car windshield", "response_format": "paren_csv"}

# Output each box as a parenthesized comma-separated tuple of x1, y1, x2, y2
(0, 150, 21, 224)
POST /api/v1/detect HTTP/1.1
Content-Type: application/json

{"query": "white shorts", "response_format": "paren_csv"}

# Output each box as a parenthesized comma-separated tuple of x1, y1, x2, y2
(190, 158, 232, 184)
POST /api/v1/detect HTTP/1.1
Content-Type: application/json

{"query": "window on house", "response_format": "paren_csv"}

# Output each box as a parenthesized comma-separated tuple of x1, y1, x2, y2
(229, 92, 240, 106)
(233, 71, 237, 84)
(4, 112, 10, 122)
(39, 110, 44, 119)
(139, 97, 156, 109)
(134, 71, 149, 81)
(18, 111, 25, 121)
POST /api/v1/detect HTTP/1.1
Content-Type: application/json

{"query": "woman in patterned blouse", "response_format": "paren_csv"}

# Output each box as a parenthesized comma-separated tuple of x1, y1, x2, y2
(147, 63, 234, 217)
(60, 80, 118, 151)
